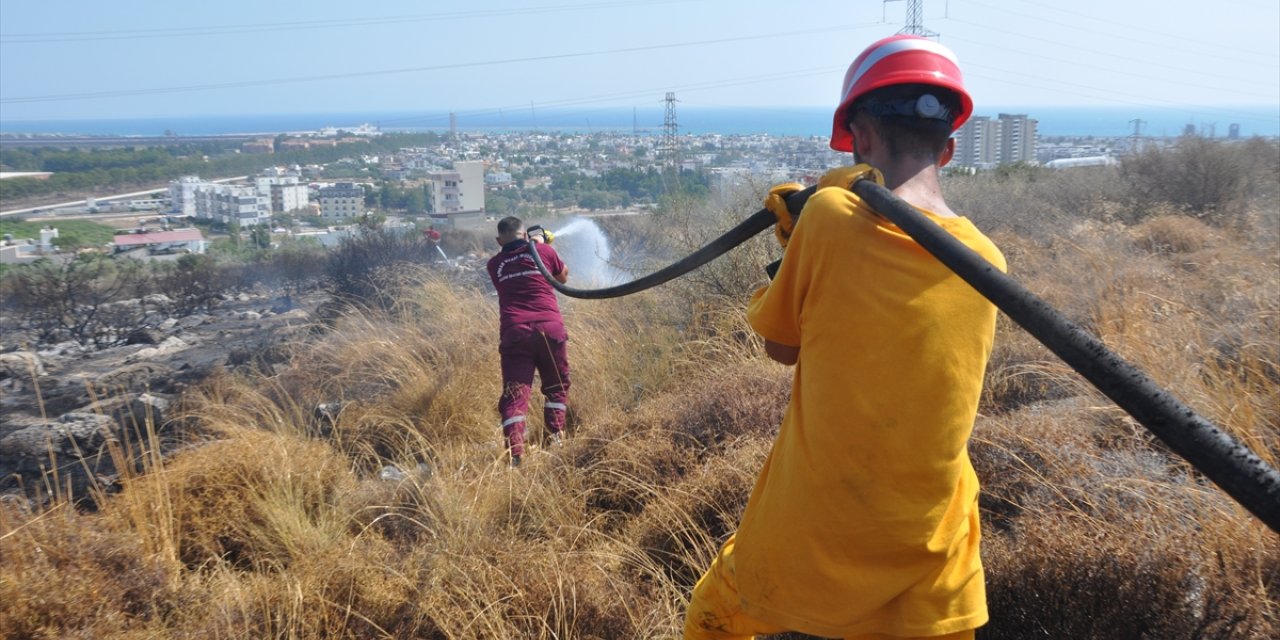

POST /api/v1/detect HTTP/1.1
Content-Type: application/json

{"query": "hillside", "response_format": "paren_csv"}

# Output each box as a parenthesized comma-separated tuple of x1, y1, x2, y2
(2, 142, 1277, 638)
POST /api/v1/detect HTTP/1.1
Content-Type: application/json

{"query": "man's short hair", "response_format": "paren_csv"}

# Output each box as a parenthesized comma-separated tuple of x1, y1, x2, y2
(497, 216, 523, 236)
(848, 83, 961, 158)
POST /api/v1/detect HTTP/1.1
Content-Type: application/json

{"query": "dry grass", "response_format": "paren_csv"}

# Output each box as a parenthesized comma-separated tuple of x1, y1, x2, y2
(3, 163, 1278, 638)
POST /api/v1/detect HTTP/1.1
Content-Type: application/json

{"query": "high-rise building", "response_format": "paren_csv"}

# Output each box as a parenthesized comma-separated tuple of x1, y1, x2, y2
(951, 113, 1038, 168)
(953, 116, 998, 168)
(997, 113, 1037, 164)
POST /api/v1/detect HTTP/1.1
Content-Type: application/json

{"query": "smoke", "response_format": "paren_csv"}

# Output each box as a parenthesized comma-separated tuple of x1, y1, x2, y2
(550, 217, 627, 286)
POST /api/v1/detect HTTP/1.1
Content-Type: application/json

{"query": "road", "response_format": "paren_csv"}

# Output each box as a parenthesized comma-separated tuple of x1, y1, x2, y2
(0, 176, 247, 218)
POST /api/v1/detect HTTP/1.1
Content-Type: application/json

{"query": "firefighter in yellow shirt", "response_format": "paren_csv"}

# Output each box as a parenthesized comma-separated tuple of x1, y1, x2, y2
(683, 35, 1006, 640)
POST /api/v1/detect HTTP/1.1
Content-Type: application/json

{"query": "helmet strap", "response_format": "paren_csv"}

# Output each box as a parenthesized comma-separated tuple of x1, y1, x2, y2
(860, 93, 953, 123)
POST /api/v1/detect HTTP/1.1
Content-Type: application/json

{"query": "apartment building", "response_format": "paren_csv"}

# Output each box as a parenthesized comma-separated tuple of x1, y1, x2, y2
(952, 113, 1038, 168)
(168, 176, 204, 216)
(318, 182, 364, 219)
(997, 113, 1037, 165)
(170, 176, 270, 226)
(270, 183, 310, 213)
(195, 185, 270, 227)
(954, 116, 996, 168)
(426, 161, 486, 230)
(255, 172, 310, 213)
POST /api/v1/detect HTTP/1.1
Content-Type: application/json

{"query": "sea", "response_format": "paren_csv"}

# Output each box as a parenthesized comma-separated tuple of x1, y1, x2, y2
(1, 105, 1277, 139)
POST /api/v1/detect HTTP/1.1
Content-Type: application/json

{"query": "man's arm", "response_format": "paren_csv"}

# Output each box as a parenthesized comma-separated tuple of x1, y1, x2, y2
(555, 266, 569, 284)
(764, 339, 798, 365)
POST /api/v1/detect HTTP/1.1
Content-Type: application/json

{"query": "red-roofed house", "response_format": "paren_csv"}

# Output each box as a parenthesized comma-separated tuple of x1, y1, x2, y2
(112, 228, 207, 256)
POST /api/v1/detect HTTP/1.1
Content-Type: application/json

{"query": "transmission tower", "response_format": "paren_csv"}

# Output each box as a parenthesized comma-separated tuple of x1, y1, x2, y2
(660, 92, 680, 185)
(884, 0, 938, 38)
(1128, 118, 1146, 153)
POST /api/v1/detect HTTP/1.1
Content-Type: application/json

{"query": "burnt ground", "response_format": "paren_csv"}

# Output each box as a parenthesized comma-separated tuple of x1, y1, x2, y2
(0, 287, 327, 503)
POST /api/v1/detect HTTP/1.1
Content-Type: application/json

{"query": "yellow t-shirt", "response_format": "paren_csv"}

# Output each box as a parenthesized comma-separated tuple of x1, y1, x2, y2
(736, 185, 1006, 638)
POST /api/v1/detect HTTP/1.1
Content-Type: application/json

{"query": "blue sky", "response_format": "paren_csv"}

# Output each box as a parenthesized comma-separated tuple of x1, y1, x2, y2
(2, 0, 1277, 126)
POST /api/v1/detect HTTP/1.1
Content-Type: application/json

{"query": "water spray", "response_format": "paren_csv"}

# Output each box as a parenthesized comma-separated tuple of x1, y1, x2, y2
(524, 183, 1280, 532)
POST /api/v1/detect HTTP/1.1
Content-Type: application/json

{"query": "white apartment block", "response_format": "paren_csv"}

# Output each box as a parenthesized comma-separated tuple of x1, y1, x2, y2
(255, 172, 310, 213)
(426, 161, 486, 231)
(271, 183, 310, 213)
(169, 176, 204, 216)
(954, 116, 998, 168)
(997, 113, 1037, 165)
(953, 113, 1038, 169)
(455, 160, 484, 212)
(318, 182, 364, 219)
(194, 185, 271, 227)
(171, 176, 270, 226)
(427, 169, 463, 215)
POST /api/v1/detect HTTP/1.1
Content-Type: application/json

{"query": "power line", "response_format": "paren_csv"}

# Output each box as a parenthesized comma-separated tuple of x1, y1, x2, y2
(957, 0, 1278, 67)
(1016, 0, 1277, 58)
(0, 0, 694, 44)
(373, 66, 843, 128)
(942, 27, 1279, 102)
(0, 22, 879, 105)
(963, 64, 1279, 126)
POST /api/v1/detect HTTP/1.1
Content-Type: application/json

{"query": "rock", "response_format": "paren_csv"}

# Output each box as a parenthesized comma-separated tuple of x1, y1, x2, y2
(37, 377, 92, 416)
(0, 412, 113, 463)
(239, 311, 262, 321)
(0, 351, 44, 380)
(143, 294, 173, 307)
(0, 412, 118, 496)
(86, 392, 172, 431)
(178, 314, 210, 329)
(126, 336, 190, 363)
(37, 341, 84, 358)
(124, 327, 164, 345)
(158, 318, 179, 331)
(96, 362, 177, 395)
(276, 309, 311, 322)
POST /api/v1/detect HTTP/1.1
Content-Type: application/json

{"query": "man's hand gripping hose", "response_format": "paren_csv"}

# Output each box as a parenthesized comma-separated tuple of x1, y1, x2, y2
(763, 165, 884, 279)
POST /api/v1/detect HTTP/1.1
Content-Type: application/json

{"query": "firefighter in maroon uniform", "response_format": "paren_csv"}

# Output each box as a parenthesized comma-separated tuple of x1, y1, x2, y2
(486, 217, 571, 467)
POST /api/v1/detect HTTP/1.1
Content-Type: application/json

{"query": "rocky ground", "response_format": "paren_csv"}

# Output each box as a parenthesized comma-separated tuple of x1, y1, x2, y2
(0, 287, 326, 504)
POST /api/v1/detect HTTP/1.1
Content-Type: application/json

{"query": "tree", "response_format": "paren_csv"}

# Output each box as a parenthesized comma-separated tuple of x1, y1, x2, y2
(404, 189, 426, 214)
(7, 254, 156, 347)
(249, 224, 272, 249)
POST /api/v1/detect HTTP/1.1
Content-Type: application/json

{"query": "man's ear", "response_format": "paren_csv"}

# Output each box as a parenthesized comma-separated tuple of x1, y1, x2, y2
(851, 118, 878, 158)
(939, 137, 956, 168)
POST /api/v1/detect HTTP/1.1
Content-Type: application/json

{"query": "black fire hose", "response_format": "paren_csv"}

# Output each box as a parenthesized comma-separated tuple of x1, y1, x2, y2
(526, 187, 816, 299)
(847, 178, 1280, 532)
(526, 184, 1280, 532)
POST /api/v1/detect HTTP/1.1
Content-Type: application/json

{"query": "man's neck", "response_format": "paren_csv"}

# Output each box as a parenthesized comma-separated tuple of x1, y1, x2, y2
(878, 159, 955, 218)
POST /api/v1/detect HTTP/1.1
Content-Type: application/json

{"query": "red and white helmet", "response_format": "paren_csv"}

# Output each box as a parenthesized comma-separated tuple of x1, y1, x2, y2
(830, 34, 973, 152)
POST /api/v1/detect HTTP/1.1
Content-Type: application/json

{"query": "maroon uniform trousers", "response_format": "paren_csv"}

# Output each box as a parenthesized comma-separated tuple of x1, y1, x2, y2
(498, 320, 570, 457)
